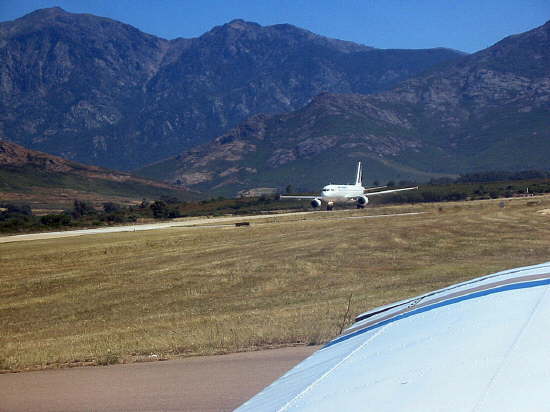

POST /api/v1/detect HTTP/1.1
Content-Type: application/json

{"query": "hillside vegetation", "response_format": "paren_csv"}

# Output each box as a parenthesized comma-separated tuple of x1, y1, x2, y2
(0, 140, 195, 210)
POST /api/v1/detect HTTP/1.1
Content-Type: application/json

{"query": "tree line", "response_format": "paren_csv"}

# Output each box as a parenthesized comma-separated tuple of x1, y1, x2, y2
(0, 198, 179, 233)
(377, 171, 550, 205)
(2, 170, 549, 233)
(0, 195, 300, 234)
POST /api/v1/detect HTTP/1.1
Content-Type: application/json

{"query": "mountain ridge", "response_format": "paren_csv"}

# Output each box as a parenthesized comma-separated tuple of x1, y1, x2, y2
(136, 20, 550, 195)
(0, 7, 465, 170)
(0, 140, 196, 205)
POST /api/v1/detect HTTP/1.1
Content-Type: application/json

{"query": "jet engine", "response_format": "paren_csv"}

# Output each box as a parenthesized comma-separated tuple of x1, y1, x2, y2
(311, 198, 322, 208)
(357, 195, 368, 208)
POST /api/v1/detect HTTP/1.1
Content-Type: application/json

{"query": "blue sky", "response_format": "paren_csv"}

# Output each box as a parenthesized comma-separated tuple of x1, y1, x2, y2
(1, 0, 549, 52)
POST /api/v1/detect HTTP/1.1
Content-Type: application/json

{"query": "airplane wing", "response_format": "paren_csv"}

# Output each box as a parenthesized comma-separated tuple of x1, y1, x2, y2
(365, 186, 418, 196)
(279, 195, 319, 200)
(236, 262, 550, 411)
(364, 185, 387, 192)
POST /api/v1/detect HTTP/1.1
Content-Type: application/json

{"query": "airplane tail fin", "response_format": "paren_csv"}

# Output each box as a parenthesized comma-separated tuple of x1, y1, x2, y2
(355, 162, 363, 186)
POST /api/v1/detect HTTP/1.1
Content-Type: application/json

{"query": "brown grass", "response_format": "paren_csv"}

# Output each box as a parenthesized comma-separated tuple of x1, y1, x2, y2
(1, 197, 549, 372)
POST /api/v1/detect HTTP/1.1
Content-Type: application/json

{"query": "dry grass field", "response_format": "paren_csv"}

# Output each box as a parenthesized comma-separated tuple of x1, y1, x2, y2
(1, 197, 550, 372)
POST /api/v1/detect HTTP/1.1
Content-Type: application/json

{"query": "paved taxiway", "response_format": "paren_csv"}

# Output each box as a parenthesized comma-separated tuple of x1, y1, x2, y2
(0, 210, 425, 243)
(1, 346, 318, 412)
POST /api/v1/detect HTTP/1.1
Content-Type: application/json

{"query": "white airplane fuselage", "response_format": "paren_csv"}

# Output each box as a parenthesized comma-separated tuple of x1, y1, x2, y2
(320, 184, 364, 203)
(279, 161, 418, 210)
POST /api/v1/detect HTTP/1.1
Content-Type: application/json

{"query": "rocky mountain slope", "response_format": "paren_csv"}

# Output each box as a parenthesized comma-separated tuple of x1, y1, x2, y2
(0, 7, 464, 170)
(137, 21, 550, 195)
(0, 140, 194, 204)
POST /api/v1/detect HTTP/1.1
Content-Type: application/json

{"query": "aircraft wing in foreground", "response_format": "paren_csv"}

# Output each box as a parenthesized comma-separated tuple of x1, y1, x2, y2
(237, 262, 550, 411)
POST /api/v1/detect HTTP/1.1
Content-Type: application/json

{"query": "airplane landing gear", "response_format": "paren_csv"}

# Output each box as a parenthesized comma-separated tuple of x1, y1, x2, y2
(327, 202, 334, 211)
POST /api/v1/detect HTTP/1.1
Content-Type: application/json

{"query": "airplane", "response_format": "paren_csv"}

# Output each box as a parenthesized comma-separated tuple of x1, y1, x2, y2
(280, 162, 418, 210)
(237, 261, 550, 411)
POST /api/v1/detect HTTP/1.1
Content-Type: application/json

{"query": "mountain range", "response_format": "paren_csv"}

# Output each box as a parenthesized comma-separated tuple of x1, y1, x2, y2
(0, 7, 464, 171)
(137, 20, 550, 195)
(1, 8, 549, 198)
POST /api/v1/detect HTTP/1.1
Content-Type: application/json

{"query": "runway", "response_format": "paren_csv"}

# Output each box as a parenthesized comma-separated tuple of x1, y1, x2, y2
(0, 211, 310, 243)
(0, 210, 425, 243)
(0, 346, 318, 412)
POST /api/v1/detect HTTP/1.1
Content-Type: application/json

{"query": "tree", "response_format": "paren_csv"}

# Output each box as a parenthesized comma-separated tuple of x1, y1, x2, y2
(0, 203, 33, 223)
(40, 214, 71, 227)
(6, 204, 32, 216)
(103, 202, 121, 213)
(150, 200, 180, 218)
(71, 200, 95, 219)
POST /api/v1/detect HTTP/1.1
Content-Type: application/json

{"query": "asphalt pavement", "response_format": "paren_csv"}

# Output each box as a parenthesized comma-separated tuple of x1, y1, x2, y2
(0, 346, 318, 412)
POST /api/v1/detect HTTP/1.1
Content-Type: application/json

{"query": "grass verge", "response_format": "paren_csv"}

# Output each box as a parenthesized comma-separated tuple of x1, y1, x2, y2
(1, 197, 549, 372)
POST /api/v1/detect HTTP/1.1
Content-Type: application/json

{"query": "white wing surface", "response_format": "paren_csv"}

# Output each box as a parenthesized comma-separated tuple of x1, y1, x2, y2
(237, 262, 550, 411)
(363, 185, 387, 192)
(365, 186, 418, 196)
(279, 196, 319, 200)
